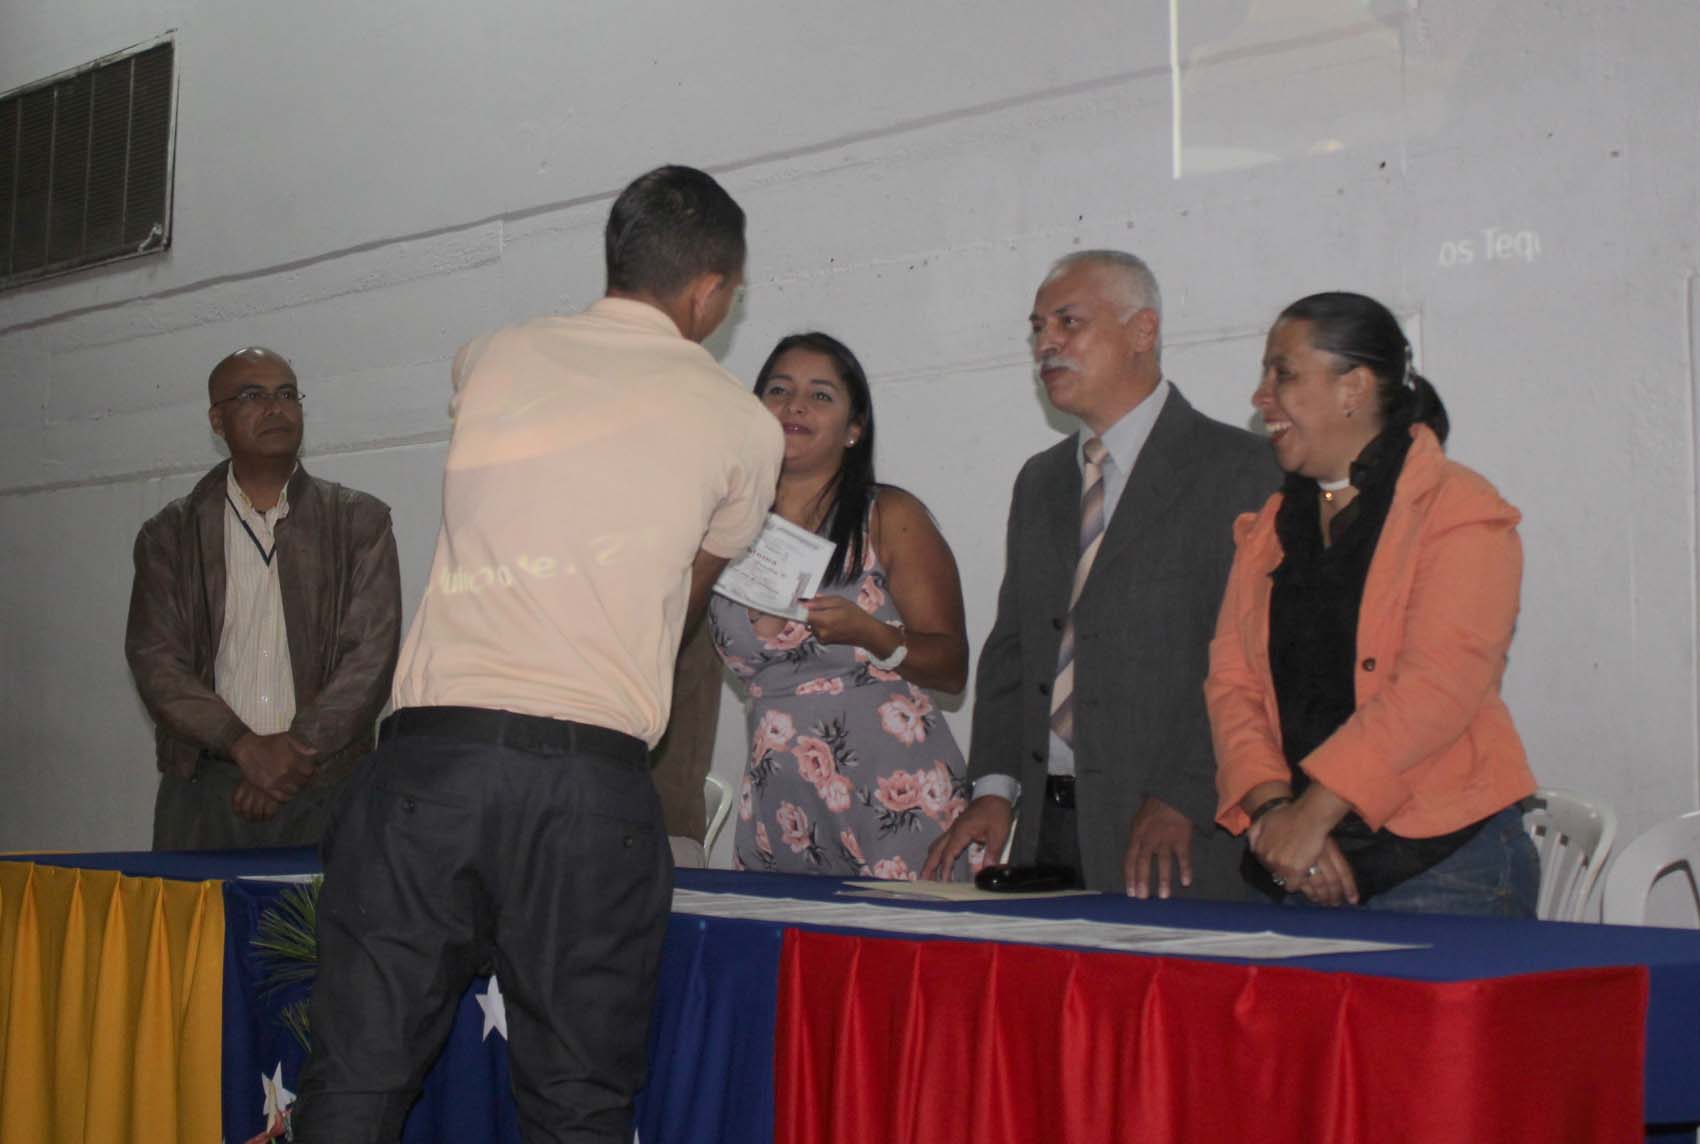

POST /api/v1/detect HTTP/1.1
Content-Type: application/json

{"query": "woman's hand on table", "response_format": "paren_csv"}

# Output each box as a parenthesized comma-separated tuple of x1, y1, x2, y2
(1250, 786, 1359, 906)
(1293, 838, 1358, 906)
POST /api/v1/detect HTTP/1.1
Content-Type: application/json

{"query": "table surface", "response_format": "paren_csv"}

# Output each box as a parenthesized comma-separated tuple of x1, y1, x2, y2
(18, 847, 1700, 981)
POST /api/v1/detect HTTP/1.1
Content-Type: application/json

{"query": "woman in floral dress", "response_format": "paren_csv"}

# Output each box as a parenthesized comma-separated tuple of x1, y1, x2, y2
(711, 332, 972, 880)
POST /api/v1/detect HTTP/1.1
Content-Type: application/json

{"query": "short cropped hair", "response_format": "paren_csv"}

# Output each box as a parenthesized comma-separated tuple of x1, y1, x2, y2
(604, 166, 747, 297)
(1043, 250, 1162, 318)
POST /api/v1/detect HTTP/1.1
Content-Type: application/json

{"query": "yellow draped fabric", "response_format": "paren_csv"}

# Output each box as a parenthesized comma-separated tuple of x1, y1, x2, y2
(0, 862, 224, 1143)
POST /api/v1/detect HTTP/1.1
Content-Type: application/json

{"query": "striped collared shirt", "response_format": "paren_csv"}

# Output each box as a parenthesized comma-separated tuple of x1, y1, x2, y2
(215, 467, 296, 736)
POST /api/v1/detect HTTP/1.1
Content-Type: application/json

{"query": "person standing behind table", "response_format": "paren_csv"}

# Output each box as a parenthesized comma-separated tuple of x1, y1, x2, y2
(292, 165, 783, 1143)
(712, 332, 972, 881)
(649, 618, 724, 865)
(922, 251, 1280, 898)
(125, 347, 401, 849)
(1207, 292, 1538, 916)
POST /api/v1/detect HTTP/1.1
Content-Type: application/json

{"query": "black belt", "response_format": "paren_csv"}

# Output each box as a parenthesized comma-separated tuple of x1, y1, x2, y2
(380, 706, 647, 768)
(1045, 774, 1077, 809)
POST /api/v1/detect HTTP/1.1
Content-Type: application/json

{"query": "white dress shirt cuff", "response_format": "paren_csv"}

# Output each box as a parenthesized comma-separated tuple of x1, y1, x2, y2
(972, 773, 1022, 806)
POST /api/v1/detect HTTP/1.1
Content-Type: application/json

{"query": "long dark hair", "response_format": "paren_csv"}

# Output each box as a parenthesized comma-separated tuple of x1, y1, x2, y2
(1278, 292, 1449, 445)
(753, 332, 875, 586)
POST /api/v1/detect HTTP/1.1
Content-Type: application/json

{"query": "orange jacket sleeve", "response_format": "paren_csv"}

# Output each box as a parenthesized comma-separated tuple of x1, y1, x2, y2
(1207, 511, 1290, 834)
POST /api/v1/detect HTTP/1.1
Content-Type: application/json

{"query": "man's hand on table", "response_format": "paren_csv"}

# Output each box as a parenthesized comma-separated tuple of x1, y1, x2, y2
(1123, 796, 1193, 899)
(921, 795, 1013, 880)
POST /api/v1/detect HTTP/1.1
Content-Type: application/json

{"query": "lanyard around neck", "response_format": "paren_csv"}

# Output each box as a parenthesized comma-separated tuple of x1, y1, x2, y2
(227, 493, 277, 566)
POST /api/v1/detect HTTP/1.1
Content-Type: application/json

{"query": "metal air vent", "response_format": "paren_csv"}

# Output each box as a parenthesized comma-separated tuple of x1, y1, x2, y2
(1, 37, 176, 289)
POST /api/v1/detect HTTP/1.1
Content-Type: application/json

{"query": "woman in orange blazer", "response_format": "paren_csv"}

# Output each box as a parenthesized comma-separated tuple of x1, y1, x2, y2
(1206, 292, 1538, 916)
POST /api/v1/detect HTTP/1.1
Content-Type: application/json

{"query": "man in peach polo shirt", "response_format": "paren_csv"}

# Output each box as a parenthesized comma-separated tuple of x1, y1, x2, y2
(294, 166, 782, 1142)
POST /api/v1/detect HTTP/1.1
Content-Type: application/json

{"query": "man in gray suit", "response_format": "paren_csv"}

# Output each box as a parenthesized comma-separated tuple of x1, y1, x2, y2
(923, 251, 1278, 899)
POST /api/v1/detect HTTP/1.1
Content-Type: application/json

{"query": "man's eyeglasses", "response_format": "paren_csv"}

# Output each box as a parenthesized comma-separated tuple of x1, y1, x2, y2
(212, 388, 305, 408)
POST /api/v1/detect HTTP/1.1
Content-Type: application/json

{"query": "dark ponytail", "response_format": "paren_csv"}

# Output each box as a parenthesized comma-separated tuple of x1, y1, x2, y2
(751, 332, 876, 585)
(1278, 292, 1449, 445)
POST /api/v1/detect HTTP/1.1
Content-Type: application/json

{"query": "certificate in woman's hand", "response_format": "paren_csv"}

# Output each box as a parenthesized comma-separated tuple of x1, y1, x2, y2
(712, 514, 836, 620)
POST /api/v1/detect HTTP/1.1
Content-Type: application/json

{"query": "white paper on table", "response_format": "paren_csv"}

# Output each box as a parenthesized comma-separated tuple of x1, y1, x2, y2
(840, 880, 1095, 903)
(712, 514, 837, 621)
(237, 873, 323, 883)
(669, 889, 1426, 959)
(1143, 931, 1425, 959)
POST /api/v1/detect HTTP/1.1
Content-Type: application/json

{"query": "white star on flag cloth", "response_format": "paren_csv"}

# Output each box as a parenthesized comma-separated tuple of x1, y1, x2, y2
(243, 1062, 294, 1142)
(477, 975, 509, 1041)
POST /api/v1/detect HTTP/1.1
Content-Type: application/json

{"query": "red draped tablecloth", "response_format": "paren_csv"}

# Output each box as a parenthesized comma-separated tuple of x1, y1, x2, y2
(778, 930, 1647, 1144)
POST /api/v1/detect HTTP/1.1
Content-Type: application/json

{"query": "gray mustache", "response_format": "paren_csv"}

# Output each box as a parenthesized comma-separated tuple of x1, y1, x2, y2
(1038, 356, 1082, 375)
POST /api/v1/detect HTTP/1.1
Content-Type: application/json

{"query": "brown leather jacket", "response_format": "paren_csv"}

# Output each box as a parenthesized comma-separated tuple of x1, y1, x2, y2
(125, 461, 402, 781)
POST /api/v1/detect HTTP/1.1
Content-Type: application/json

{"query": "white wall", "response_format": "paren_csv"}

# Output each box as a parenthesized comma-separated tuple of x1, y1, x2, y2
(2, 2, 1696, 894)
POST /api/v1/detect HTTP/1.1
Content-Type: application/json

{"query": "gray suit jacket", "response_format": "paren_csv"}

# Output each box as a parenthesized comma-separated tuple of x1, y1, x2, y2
(968, 386, 1280, 896)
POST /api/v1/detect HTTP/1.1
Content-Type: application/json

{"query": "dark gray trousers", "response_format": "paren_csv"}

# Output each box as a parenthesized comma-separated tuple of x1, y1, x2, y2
(292, 714, 671, 1143)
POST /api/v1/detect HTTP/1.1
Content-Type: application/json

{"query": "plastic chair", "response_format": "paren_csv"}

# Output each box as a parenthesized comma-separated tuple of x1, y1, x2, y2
(703, 774, 734, 857)
(1522, 788, 1617, 921)
(1602, 811, 1700, 926)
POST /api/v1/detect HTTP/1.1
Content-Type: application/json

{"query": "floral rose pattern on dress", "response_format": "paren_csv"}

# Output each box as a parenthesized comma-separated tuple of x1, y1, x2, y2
(756, 710, 796, 753)
(792, 736, 837, 788)
(754, 822, 775, 869)
(777, 800, 824, 865)
(857, 571, 888, 615)
(918, 760, 968, 826)
(762, 621, 811, 652)
(875, 770, 923, 814)
(877, 688, 935, 747)
(821, 773, 854, 813)
(710, 501, 969, 879)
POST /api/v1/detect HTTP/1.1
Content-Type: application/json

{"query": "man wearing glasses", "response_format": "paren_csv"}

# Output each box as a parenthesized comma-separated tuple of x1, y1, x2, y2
(125, 346, 402, 849)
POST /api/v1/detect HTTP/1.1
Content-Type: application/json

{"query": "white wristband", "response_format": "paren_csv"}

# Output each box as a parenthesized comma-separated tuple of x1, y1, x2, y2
(868, 637, 908, 672)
